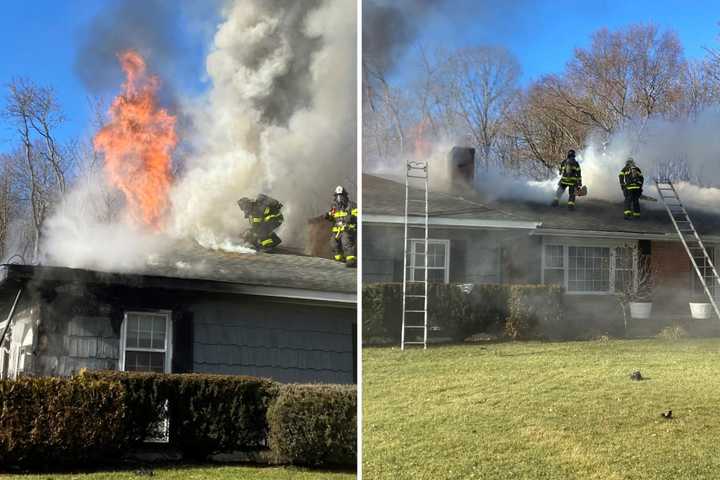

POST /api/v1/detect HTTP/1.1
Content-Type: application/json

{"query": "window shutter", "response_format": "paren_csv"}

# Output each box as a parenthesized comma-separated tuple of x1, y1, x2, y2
(171, 310, 194, 373)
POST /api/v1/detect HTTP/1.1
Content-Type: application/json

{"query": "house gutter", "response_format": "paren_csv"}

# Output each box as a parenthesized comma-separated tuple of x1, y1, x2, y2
(532, 228, 720, 243)
(363, 214, 540, 230)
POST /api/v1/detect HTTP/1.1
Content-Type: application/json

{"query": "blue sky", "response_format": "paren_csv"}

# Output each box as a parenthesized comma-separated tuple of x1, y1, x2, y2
(1, 1, 718, 152)
(399, 0, 720, 84)
(0, 1, 215, 152)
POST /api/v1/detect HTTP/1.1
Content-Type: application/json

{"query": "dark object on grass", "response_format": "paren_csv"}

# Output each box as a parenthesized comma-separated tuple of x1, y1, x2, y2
(135, 468, 154, 476)
(661, 410, 673, 419)
(630, 370, 643, 381)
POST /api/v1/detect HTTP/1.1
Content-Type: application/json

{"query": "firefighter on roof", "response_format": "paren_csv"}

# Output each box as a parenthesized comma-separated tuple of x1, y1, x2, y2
(325, 186, 357, 268)
(237, 194, 284, 251)
(551, 149, 582, 209)
(619, 157, 644, 219)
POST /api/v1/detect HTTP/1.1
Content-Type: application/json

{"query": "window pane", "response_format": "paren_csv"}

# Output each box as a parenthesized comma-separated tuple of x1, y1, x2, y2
(126, 316, 140, 349)
(545, 245, 563, 268)
(428, 269, 445, 282)
(125, 351, 165, 373)
(568, 246, 610, 292)
(152, 317, 166, 349)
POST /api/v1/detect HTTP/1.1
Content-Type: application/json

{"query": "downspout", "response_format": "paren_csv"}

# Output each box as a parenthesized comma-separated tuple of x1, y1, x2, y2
(0, 289, 24, 348)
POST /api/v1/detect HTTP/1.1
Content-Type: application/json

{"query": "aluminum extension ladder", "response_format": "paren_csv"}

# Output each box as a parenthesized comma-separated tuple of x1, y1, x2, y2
(655, 179, 720, 319)
(401, 160, 429, 350)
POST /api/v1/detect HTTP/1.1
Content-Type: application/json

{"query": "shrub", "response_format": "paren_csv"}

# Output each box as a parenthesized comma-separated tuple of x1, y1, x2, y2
(505, 285, 564, 340)
(85, 371, 276, 459)
(0, 376, 127, 469)
(363, 283, 511, 343)
(267, 384, 356, 467)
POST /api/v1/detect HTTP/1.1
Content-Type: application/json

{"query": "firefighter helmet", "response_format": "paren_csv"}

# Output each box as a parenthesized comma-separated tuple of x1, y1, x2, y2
(335, 186, 346, 196)
(626, 156, 635, 166)
(237, 197, 252, 211)
(567, 149, 576, 158)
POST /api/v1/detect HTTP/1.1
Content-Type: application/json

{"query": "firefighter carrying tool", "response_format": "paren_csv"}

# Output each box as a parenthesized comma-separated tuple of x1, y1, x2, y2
(325, 186, 357, 268)
(551, 149, 582, 209)
(237, 194, 284, 251)
(619, 157, 644, 219)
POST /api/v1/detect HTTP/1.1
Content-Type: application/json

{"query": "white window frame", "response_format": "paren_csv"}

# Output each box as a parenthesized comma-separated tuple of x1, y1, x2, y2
(409, 238, 451, 284)
(119, 311, 173, 374)
(541, 238, 639, 295)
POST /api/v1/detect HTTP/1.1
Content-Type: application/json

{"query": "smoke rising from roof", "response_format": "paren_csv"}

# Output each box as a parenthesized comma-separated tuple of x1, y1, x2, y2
(42, 0, 356, 271)
(170, 0, 357, 250)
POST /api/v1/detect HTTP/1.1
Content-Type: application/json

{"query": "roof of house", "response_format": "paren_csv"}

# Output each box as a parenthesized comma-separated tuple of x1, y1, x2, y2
(0, 242, 356, 304)
(363, 174, 720, 238)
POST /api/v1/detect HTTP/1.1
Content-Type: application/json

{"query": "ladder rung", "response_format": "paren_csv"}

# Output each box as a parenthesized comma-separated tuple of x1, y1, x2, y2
(404, 342, 426, 345)
(405, 295, 426, 298)
(407, 175, 427, 179)
(407, 280, 426, 283)
(404, 326, 426, 329)
(405, 310, 426, 313)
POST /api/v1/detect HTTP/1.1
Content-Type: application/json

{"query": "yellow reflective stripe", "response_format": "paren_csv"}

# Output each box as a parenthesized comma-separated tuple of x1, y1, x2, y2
(624, 210, 633, 214)
(347, 224, 356, 229)
(332, 226, 345, 232)
(334, 254, 344, 260)
(252, 217, 262, 223)
(264, 207, 270, 215)
(626, 186, 641, 190)
(346, 255, 356, 261)
(264, 213, 283, 222)
(334, 211, 348, 217)
(351, 208, 358, 216)
(260, 238, 274, 246)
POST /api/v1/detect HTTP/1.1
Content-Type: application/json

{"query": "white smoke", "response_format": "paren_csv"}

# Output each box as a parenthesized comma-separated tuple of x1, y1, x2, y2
(170, 0, 357, 250)
(40, 0, 356, 271)
(464, 108, 720, 209)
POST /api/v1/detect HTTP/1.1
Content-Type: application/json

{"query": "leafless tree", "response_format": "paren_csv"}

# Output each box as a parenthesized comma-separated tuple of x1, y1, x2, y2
(2, 79, 73, 261)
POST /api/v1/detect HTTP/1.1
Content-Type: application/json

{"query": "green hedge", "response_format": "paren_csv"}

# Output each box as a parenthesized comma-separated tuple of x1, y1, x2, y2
(84, 371, 276, 459)
(505, 285, 564, 340)
(363, 282, 564, 342)
(267, 384, 356, 467)
(0, 376, 127, 469)
(1, 372, 355, 470)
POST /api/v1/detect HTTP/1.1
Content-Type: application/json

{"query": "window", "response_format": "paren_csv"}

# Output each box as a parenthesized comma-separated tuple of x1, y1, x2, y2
(409, 239, 450, 283)
(120, 311, 172, 443)
(614, 246, 635, 293)
(120, 312, 171, 373)
(543, 245, 564, 286)
(543, 243, 638, 294)
(568, 246, 610, 292)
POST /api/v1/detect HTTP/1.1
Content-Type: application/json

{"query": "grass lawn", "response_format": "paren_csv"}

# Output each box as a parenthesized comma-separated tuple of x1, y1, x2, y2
(0, 465, 355, 479)
(363, 339, 720, 480)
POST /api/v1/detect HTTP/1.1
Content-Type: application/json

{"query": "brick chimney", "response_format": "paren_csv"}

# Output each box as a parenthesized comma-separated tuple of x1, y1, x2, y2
(448, 146, 475, 185)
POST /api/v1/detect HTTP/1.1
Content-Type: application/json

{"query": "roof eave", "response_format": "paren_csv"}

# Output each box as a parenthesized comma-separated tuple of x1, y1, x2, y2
(363, 213, 540, 230)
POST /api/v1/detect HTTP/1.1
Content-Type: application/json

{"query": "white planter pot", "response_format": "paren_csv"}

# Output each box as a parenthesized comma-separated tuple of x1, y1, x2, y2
(629, 302, 653, 319)
(689, 302, 713, 319)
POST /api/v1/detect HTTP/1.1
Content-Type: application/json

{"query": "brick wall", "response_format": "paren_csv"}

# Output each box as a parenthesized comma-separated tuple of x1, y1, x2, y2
(651, 241, 692, 319)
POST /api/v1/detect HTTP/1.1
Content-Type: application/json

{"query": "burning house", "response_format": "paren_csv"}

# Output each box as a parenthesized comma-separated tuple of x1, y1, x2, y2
(363, 150, 720, 338)
(0, 1, 358, 384)
(0, 243, 356, 383)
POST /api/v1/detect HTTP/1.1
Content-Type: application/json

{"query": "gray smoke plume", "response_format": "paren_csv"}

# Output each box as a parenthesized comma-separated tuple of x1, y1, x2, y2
(73, 0, 219, 95)
(363, 0, 442, 73)
(170, 0, 357, 251)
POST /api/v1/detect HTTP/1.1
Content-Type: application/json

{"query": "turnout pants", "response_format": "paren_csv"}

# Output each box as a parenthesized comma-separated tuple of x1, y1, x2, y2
(247, 220, 282, 250)
(555, 183, 577, 204)
(624, 189, 641, 217)
(331, 230, 356, 266)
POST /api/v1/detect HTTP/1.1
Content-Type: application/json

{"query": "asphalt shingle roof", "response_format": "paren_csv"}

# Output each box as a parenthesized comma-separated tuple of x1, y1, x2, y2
(364, 174, 720, 237)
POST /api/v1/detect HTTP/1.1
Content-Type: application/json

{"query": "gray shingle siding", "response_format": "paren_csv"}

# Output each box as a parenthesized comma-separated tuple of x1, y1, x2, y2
(192, 299, 355, 384)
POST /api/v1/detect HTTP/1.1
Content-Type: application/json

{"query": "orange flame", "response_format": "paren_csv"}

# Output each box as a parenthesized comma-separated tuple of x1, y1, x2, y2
(94, 50, 176, 229)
